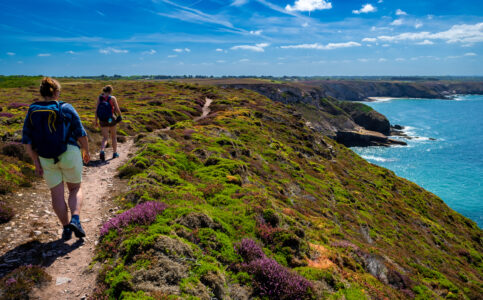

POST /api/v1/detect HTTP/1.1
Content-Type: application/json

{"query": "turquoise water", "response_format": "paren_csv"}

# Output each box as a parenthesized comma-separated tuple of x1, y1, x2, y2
(352, 95, 483, 228)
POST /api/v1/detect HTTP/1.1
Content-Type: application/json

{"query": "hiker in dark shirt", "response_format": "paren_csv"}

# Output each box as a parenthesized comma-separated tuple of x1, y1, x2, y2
(22, 77, 90, 240)
(94, 85, 122, 162)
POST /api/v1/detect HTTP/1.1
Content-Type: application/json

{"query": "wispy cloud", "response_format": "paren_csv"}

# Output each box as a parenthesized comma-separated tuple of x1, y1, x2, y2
(231, 0, 249, 6)
(7, 52, 15, 56)
(155, 0, 237, 30)
(378, 22, 483, 44)
(38, 53, 51, 57)
(231, 43, 270, 52)
(173, 48, 191, 53)
(66, 50, 77, 54)
(416, 40, 434, 45)
(352, 4, 377, 14)
(281, 41, 361, 50)
(99, 47, 128, 54)
(396, 9, 407, 16)
(96, 10, 105, 17)
(250, 30, 263, 35)
(362, 38, 377, 42)
(285, 0, 332, 12)
(142, 49, 157, 55)
(464, 52, 477, 56)
(391, 19, 403, 26)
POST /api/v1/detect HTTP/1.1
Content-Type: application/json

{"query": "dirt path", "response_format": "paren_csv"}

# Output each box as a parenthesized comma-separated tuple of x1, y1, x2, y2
(30, 139, 134, 300)
(0, 98, 213, 299)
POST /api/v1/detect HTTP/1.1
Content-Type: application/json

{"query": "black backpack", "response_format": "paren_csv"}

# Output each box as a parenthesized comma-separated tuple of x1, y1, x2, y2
(28, 101, 70, 163)
(97, 95, 114, 122)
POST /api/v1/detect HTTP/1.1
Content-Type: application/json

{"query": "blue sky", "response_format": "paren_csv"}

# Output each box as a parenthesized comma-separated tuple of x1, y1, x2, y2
(0, 0, 482, 76)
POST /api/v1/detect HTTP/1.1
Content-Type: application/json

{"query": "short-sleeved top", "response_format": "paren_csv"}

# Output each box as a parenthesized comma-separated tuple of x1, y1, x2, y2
(21, 102, 87, 148)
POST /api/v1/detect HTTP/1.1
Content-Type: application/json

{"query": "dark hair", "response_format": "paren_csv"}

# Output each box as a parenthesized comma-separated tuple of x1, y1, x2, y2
(102, 85, 113, 94)
(39, 77, 61, 98)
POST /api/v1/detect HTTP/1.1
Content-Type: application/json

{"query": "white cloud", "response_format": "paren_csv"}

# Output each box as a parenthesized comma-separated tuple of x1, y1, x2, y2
(302, 22, 309, 27)
(142, 49, 157, 55)
(168, 54, 178, 58)
(96, 10, 105, 16)
(382, 44, 390, 47)
(66, 50, 76, 54)
(352, 4, 377, 14)
(378, 58, 387, 62)
(38, 53, 51, 57)
(173, 48, 190, 53)
(281, 41, 361, 50)
(99, 47, 128, 54)
(395, 58, 405, 61)
(362, 38, 377, 42)
(6, 52, 15, 56)
(378, 0, 383, 3)
(285, 0, 332, 12)
(358, 58, 370, 62)
(414, 22, 423, 29)
(216, 60, 226, 63)
(464, 52, 477, 56)
(396, 9, 407, 16)
(239, 58, 250, 62)
(391, 19, 403, 26)
(231, 43, 270, 52)
(250, 30, 263, 35)
(417, 40, 434, 45)
(215, 48, 224, 52)
(231, 0, 248, 6)
(378, 22, 483, 44)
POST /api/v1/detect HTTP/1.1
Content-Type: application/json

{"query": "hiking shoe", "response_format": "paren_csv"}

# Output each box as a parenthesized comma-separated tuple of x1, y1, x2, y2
(68, 219, 86, 238)
(100, 151, 105, 162)
(62, 226, 72, 241)
(112, 152, 119, 159)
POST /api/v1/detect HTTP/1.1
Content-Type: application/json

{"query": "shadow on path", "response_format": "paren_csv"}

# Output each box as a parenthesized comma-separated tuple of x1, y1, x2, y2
(0, 239, 84, 278)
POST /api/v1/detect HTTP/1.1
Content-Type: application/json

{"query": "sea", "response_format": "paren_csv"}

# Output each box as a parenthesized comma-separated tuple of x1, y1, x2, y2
(351, 95, 483, 228)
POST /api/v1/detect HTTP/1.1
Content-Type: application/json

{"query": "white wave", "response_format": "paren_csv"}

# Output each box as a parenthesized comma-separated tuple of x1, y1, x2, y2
(361, 155, 396, 162)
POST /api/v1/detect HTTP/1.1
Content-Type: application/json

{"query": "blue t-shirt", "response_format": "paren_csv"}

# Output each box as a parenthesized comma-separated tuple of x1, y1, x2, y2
(22, 102, 87, 147)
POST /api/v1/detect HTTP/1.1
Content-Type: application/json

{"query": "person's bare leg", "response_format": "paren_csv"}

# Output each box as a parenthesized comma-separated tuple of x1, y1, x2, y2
(66, 182, 82, 216)
(109, 126, 117, 153)
(51, 182, 69, 226)
(100, 126, 109, 151)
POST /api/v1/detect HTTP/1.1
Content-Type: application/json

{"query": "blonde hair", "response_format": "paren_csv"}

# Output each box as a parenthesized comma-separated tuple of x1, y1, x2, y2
(39, 77, 61, 98)
(102, 85, 113, 94)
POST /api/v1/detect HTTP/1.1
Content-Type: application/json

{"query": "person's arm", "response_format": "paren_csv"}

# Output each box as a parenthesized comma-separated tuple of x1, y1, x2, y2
(21, 112, 43, 176)
(77, 135, 90, 164)
(65, 104, 90, 163)
(111, 96, 122, 117)
(24, 144, 43, 176)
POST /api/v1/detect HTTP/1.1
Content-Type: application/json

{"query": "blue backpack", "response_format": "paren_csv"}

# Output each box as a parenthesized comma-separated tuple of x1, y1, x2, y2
(97, 95, 114, 122)
(28, 101, 70, 163)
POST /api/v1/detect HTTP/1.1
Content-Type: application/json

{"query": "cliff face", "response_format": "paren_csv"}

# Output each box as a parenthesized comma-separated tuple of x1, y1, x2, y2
(222, 83, 400, 147)
(300, 80, 483, 101)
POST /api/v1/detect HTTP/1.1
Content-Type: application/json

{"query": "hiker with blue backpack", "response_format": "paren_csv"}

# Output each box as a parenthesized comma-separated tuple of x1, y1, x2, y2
(22, 77, 90, 240)
(94, 85, 122, 162)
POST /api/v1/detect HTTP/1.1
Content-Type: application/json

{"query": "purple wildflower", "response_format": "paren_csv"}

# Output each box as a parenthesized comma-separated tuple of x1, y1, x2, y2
(244, 257, 312, 300)
(8, 102, 29, 109)
(235, 238, 265, 262)
(0, 112, 14, 118)
(100, 201, 167, 236)
(5, 278, 16, 285)
(235, 238, 312, 300)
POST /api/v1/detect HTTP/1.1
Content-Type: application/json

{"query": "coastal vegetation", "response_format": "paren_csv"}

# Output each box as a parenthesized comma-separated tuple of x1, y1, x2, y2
(0, 77, 481, 299)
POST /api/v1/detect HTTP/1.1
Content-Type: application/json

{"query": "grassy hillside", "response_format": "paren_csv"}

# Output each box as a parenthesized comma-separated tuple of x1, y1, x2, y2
(0, 79, 481, 299)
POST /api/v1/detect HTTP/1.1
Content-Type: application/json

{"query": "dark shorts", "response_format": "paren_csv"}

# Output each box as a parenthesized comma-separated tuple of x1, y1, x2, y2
(100, 119, 119, 128)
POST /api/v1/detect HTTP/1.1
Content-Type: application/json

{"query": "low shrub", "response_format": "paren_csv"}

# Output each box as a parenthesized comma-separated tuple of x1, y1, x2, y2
(0, 112, 14, 118)
(8, 102, 29, 109)
(235, 238, 312, 300)
(100, 201, 167, 236)
(0, 201, 14, 223)
(0, 265, 51, 299)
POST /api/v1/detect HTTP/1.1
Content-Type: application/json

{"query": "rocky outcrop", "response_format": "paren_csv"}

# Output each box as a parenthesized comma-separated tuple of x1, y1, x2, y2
(223, 83, 398, 147)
